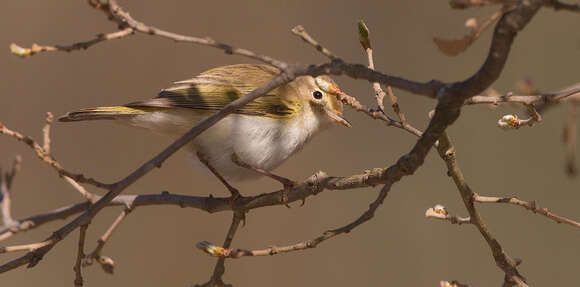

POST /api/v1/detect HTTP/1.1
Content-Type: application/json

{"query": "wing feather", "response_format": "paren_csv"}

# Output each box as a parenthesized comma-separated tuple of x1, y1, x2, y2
(126, 64, 297, 118)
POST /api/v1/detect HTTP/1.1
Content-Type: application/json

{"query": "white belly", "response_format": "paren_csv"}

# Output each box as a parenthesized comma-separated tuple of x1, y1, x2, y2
(127, 108, 321, 181)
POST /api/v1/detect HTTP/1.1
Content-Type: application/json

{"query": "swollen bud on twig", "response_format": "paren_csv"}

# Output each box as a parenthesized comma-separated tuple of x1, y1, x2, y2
(358, 20, 371, 50)
(432, 204, 448, 215)
(497, 114, 519, 130)
(195, 241, 231, 257)
(98, 256, 115, 274)
(9, 43, 31, 58)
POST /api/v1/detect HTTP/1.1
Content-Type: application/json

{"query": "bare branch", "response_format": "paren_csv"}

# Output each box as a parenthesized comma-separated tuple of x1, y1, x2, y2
(0, 122, 110, 189)
(474, 195, 580, 228)
(0, 240, 54, 254)
(83, 208, 131, 274)
(291, 25, 336, 60)
(10, 28, 134, 58)
(358, 20, 406, 122)
(63, 176, 98, 202)
(465, 83, 580, 106)
(42, 112, 53, 155)
(73, 224, 88, 287)
(199, 179, 396, 261)
(437, 132, 526, 286)
(92, 208, 130, 257)
(101, 0, 286, 70)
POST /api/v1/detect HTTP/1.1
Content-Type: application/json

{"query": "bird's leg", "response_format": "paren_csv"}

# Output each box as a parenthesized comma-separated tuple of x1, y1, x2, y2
(231, 153, 296, 207)
(197, 152, 241, 207)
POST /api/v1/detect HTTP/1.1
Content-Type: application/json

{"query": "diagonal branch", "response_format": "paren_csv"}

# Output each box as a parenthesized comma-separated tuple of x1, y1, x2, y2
(93, 0, 287, 70)
(437, 131, 526, 286)
(0, 123, 110, 189)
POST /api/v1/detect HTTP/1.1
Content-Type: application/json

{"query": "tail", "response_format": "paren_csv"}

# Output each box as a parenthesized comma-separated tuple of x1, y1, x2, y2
(58, 106, 151, 122)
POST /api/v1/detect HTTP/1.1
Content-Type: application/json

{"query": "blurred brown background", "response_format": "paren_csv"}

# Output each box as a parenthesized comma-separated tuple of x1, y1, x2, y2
(1, 1, 579, 286)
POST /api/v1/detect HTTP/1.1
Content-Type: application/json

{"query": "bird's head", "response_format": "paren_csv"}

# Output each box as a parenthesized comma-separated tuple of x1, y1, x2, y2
(293, 75, 351, 128)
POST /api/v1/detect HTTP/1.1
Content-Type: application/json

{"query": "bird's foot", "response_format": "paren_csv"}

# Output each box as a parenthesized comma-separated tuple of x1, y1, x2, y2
(281, 180, 297, 208)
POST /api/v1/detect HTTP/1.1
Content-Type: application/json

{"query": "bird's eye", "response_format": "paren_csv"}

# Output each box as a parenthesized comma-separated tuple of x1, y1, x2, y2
(313, 90, 323, 100)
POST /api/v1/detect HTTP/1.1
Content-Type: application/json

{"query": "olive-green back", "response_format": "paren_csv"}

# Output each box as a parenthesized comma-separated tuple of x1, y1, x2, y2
(126, 64, 298, 118)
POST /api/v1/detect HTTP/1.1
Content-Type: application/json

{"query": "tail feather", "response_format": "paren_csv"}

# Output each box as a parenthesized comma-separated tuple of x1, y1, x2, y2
(58, 106, 152, 122)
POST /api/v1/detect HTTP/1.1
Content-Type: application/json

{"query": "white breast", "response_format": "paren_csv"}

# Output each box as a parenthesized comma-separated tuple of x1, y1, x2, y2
(127, 108, 323, 181)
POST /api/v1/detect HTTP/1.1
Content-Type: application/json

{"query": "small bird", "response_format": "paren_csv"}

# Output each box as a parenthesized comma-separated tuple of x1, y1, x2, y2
(59, 64, 350, 199)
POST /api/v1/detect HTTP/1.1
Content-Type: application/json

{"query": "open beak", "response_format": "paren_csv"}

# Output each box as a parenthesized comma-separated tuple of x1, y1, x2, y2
(325, 108, 352, 128)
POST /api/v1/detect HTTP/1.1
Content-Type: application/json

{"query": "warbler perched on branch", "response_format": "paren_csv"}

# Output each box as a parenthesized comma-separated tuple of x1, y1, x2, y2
(59, 64, 350, 199)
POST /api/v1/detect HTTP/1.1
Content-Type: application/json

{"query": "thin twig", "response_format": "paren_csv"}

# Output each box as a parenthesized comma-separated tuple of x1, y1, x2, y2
(465, 83, 580, 106)
(10, 28, 134, 58)
(63, 176, 98, 202)
(84, 207, 131, 273)
(73, 224, 88, 287)
(0, 122, 110, 189)
(216, 182, 393, 260)
(2, 116, 100, 200)
(102, 0, 286, 70)
(42, 112, 53, 155)
(337, 85, 426, 141)
(291, 25, 336, 60)
(474, 195, 580, 228)
(358, 20, 406, 122)
(0, 240, 54, 254)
